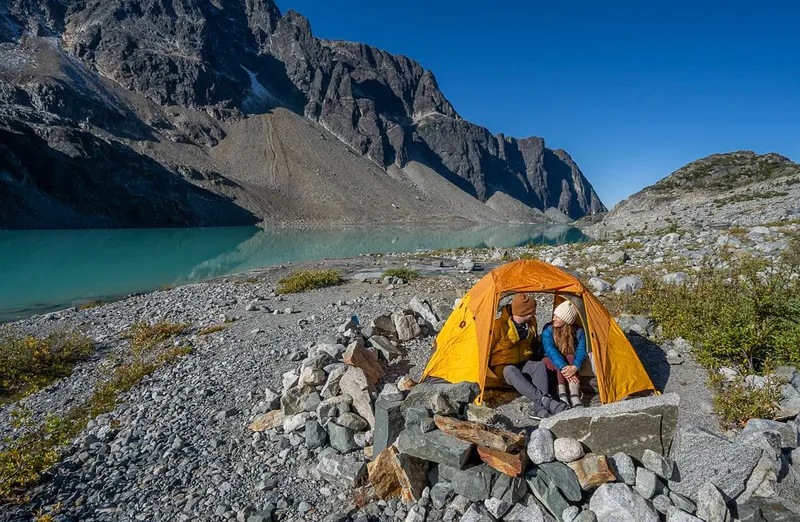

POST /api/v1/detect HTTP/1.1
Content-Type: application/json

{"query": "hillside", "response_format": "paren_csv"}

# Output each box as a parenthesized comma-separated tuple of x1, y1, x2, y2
(590, 151, 800, 235)
(0, 0, 606, 229)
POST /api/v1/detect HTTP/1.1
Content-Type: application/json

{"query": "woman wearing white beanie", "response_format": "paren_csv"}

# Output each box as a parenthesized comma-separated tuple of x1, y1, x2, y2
(542, 300, 587, 408)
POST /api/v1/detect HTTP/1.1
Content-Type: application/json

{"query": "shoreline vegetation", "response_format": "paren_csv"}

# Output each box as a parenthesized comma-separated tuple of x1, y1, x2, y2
(0, 220, 798, 509)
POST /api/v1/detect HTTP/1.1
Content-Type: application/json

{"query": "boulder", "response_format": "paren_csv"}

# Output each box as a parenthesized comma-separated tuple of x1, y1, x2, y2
(528, 428, 556, 465)
(666, 507, 702, 521)
(696, 482, 731, 522)
(410, 296, 438, 325)
(327, 422, 360, 454)
(554, 438, 585, 463)
(440, 464, 497, 502)
(371, 314, 398, 338)
(433, 415, 525, 452)
(491, 474, 527, 504)
(567, 454, 616, 490)
(396, 429, 475, 469)
(368, 446, 402, 500)
(283, 412, 311, 433)
(305, 420, 328, 450)
(317, 454, 367, 488)
(739, 419, 799, 450)
(589, 483, 659, 522)
(613, 276, 644, 294)
(538, 461, 582, 502)
(663, 272, 690, 286)
(248, 411, 285, 432)
(343, 340, 384, 384)
(608, 452, 636, 486)
(641, 449, 675, 480)
(320, 365, 348, 398)
(402, 382, 480, 412)
(539, 393, 680, 460)
(393, 313, 422, 341)
(608, 251, 629, 264)
(391, 452, 429, 505)
(369, 335, 404, 362)
(503, 494, 554, 522)
(668, 425, 762, 500)
(635, 467, 663, 499)
(301, 352, 335, 371)
(373, 398, 405, 456)
(588, 277, 613, 293)
(338, 367, 376, 429)
(336, 412, 369, 431)
(526, 470, 570, 520)
(477, 446, 526, 477)
(430, 483, 454, 510)
(281, 386, 312, 416)
(484, 497, 512, 519)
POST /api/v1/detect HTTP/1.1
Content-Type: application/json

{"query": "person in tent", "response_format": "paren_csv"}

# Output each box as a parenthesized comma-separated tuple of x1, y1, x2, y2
(542, 301, 587, 408)
(491, 293, 569, 419)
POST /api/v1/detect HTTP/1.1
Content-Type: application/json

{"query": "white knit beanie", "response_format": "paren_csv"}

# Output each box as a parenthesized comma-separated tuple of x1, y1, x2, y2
(554, 301, 577, 325)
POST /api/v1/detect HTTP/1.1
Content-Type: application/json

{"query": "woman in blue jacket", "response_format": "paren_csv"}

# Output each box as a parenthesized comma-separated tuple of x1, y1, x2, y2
(542, 301, 586, 408)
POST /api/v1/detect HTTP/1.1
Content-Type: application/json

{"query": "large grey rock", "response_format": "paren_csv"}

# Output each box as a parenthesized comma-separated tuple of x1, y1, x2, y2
(503, 494, 554, 522)
(528, 428, 556, 464)
(430, 483, 454, 510)
(316, 454, 366, 488)
(490, 474, 527, 505)
(642, 449, 675, 480)
(663, 272, 690, 286)
(373, 398, 404, 456)
(669, 425, 762, 500)
(696, 482, 731, 522)
(588, 277, 613, 293)
(589, 483, 659, 522)
(739, 419, 799, 450)
(554, 438, 585, 463)
(369, 335, 404, 362)
(439, 464, 498, 502)
(613, 276, 644, 294)
(326, 422, 360, 454)
(484, 498, 511, 519)
(539, 393, 680, 460)
(402, 381, 480, 412)
(305, 420, 328, 450)
(396, 429, 474, 469)
(410, 296, 438, 325)
(393, 313, 422, 341)
(538, 462, 582, 502)
(371, 315, 398, 338)
(338, 367, 375, 428)
(608, 452, 636, 486)
(666, 507, 702, 521)
(526, 470, 570, 521)
(635, 467, 663, 499)
(320, 365, 348, 398)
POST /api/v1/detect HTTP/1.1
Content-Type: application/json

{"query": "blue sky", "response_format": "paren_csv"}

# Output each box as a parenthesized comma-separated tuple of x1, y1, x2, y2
(282, 1, 800, 208)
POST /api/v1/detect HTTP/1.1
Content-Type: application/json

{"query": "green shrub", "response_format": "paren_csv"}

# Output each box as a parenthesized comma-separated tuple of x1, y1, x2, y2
(198, 325, 227, 335)
(277, 269, 343, 294)
(709, 374, 782, 428)
(0, 328, 93, 402)
(383, 268, 420, 281)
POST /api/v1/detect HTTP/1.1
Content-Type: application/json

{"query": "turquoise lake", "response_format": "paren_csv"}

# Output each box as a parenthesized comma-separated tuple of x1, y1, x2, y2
(0, 224, 589, 322)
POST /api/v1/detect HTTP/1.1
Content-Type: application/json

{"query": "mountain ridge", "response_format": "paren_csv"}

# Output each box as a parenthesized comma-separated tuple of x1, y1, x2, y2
(1, 0, 607, 229)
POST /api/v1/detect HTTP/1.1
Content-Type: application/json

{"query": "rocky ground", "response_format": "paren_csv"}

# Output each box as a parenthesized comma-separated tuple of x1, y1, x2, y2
(1, 221, 798, 521)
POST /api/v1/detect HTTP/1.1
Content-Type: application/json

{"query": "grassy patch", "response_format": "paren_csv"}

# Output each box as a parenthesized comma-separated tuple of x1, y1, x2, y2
(727, 226, 749, 237)
(199, 325, 227, 335)
(0, 328, 93, 403)
(605, 242, 800, 426)
(714, 191, 789, 207)
(383, 268, 420, 281)
(277, 269, 343, 294)
(77, 301, 104, 310)
(0, 319, 191, 503)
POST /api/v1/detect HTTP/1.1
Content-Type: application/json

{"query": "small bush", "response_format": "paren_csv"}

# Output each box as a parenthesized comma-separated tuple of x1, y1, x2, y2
(199, 325, 227, 335)
(709, 374, 782, 428)
(0, 328, 93, 401)
(277, 269, 343, 294)
(124, 320, 189, 355)
(383, 268, 420, 281)
(77, 301, 103, 310)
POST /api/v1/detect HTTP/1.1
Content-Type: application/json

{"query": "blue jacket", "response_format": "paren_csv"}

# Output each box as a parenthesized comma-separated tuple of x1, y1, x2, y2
(542, 322, 586, 372)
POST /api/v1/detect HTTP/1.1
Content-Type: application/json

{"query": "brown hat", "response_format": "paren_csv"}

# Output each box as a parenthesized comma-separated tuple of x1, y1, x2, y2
(511, 293, 536, 317)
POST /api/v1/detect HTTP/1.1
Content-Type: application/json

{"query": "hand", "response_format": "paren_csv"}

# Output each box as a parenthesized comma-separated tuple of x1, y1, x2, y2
(567, 374, 580, 385)
(561, 365, 578, 378)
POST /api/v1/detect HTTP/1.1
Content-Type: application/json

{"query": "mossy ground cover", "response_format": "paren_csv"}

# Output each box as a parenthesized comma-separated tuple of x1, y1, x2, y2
(276, 269, 343, 294)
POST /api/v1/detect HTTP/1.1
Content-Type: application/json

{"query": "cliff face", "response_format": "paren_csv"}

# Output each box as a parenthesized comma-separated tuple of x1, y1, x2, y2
(1, 0, 606, 228)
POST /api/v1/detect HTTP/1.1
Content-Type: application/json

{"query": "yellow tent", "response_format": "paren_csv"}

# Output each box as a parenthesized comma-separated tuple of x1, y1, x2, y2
(421, 259, 656, 404)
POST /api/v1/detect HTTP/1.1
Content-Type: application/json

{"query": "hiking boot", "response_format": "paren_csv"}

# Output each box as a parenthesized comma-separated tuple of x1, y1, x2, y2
(528, 407, 551, 421)
(541, 395, 568, 415)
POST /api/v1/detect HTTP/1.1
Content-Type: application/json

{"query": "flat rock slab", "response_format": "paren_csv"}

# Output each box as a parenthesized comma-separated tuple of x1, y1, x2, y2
(439, 464, 499, 502)
(248, 410, 284, 431)
(477, 446, 526, 477)
(539, 393, 680, 460)
(668, 425, 762, 500)
(434, 415, 525, 452)
(401, 381, 480, 413)
(317, 454, 367, 488)
(373, 398, 404, 456)
(396, 429, 474, 469)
